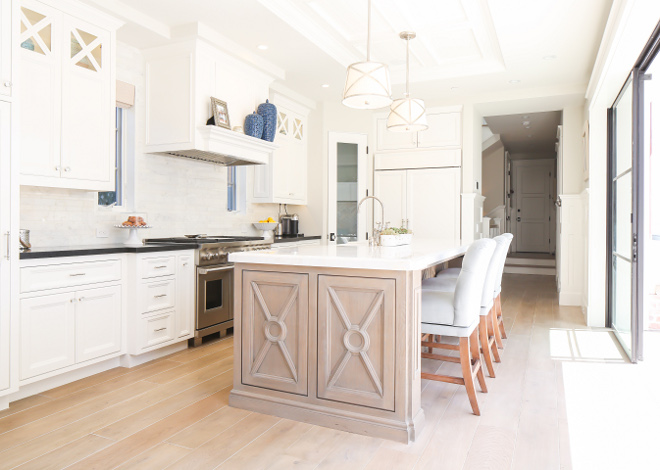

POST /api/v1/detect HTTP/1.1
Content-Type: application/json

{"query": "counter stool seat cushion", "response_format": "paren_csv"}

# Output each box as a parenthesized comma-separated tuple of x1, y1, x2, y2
(422, 318, 479, 337)
(435, 267, 461, 278)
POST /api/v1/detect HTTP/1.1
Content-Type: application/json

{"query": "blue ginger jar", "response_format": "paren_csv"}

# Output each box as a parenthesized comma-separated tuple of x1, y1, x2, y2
(244, 112, 264, 138)
(257, 99, 277, 142)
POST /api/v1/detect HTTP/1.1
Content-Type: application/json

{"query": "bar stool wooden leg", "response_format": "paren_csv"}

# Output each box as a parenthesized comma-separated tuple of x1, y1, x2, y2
(492, 304, 504, 349)
(497, 295, 508, 340)
(459, 335, 480, 416)
(469, 328, 487, 394)
(487, 310, 501, 363)
(479, 316, 496, 378)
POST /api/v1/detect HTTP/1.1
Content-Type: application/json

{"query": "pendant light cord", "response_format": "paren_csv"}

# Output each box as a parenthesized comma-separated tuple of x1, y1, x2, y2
(367, 0, 372, 61)
(405, 36, 410, 98)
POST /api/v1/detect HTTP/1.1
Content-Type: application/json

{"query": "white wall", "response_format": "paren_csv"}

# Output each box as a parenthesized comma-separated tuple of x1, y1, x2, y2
(19, 43, 291, 247)
(585, 0, 660, 326)
(482, 140, 505, 214)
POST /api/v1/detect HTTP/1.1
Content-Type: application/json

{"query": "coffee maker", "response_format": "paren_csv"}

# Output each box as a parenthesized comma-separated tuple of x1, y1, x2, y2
(279, 205, 299, 237)
(280, 213, 299, 237)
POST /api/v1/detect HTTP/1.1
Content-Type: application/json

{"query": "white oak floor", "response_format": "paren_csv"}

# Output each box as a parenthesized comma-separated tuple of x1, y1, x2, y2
(0, 274, 655, 470)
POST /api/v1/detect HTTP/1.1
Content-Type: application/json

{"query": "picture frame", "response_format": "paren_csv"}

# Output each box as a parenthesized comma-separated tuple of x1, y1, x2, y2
(210, 97, 231, 130)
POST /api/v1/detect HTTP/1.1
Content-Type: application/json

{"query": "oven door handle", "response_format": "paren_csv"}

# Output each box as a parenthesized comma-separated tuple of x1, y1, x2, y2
(198, 265, 233, 275)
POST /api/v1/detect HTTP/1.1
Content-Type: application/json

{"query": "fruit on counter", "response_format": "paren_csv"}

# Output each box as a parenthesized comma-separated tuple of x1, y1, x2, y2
(121, 216, 147, 227)
(258, 217, 277, 223)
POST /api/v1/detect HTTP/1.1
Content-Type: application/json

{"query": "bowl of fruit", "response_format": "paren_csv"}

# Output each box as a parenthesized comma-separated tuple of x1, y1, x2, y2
(379, 227, 413, 247)
(253, 217, 278, 234)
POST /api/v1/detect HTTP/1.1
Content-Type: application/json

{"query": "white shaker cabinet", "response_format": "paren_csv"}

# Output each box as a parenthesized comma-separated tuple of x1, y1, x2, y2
(0, 0, 13, 98)
(18, 0, 119, 190)
(374, 168, 461, 242)
(74, 285, 121, 363)
(20, 292, 76, 380)
(128, 250, 195, 354)
(375, 108, 462, 152)
(19, 256, 124, 381)
(253, 94, 310, 205)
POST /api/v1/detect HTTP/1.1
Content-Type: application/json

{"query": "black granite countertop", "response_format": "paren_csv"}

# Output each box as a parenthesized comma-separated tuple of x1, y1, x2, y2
(273, 235, 322, 243)
(20, 243, 199, 260)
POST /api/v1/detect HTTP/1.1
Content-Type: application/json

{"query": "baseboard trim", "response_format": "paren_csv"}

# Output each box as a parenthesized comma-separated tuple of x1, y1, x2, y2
(229, 389, 424, 444)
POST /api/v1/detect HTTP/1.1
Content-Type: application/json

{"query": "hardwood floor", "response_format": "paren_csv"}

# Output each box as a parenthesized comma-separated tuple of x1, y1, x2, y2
(0, 274, 634, 469)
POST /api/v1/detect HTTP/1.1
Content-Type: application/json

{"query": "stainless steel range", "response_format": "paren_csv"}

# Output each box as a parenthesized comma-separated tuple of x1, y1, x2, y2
(144, 235, 271, 346)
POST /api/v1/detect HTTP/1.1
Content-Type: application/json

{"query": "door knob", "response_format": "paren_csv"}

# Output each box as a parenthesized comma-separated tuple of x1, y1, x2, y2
(516, 217, 521, 222)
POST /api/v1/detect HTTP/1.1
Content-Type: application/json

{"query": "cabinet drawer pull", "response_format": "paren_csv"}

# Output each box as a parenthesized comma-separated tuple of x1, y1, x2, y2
(154, 265, 168, 269)
(154, 294, 167, 298)
(154, 327, 167, 332)
(69, 273, 86, 277)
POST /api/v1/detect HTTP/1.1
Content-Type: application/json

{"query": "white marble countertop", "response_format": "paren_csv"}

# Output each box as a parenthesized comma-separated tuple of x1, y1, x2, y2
(229, 239, 468, 271)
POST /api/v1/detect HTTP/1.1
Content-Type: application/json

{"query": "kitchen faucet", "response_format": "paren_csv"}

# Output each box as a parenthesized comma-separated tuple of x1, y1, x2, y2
(357, 196, 386, 246)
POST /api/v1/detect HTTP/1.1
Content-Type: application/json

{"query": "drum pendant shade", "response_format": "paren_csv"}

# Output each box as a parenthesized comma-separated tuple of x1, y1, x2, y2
(342, 0, 392, 109)
(387, 31, 428, 132)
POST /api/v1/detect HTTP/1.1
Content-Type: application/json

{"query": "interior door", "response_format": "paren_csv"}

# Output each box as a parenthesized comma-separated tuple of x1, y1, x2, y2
(328, 133, 367, 244)
(608, 73, 642, 362)
(513, 160, 553, 253)
(0, 102, 10, 391)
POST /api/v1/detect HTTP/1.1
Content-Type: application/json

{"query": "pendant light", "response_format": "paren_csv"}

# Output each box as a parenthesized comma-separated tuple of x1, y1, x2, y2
(387, 32, 428, 132)
(342, 0, 392, 109)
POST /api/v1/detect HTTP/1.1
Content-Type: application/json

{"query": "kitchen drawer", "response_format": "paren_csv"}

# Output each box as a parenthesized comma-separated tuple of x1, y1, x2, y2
(140, 311, 176, 350)
(139, 279, 176, 314)
(21, 259, 122, 294)
(140, 255, 176, 279)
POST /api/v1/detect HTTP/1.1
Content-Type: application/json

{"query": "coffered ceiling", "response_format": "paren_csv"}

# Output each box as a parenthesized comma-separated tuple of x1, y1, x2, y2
(257, 0, 505, 83)
(81, 0, 614, 104)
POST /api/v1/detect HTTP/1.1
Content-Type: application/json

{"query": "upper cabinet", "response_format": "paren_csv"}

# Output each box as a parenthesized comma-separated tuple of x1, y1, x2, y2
(0, 0, 13, 99)
(375, 108, 462, 152)
(253, 93, 310, 205)
(18, 0, 120, 191)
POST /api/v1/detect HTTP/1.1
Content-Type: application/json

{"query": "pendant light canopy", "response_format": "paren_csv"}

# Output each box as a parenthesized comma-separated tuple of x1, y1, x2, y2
(387, 32, 428, 132)
(342, 0, 392, 109)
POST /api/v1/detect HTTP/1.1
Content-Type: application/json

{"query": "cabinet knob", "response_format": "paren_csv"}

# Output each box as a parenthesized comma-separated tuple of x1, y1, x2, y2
(3, 81, 11, 88)
(55, 165, 61, 171)
(63, 167, 71, 172)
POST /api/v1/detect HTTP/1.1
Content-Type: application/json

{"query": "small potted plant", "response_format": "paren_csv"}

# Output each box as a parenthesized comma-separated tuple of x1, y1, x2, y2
(379, 227, 413, 247)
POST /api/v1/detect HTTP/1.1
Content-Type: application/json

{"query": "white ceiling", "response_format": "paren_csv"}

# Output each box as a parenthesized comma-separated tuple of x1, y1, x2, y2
(485, 111, 562, 159)
(82, 0, 614, 104)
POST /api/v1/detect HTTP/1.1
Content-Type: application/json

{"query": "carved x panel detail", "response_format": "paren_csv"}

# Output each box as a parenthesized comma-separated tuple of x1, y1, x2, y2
(327, 287, 384, 397)
(250, 281, 299, 382)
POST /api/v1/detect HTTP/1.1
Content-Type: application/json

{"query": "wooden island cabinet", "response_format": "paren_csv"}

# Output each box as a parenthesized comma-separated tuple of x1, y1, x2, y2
(229, 240, 467, 443)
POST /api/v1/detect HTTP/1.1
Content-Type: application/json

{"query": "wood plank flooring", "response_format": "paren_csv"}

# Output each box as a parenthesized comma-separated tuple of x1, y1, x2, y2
(0, 274, 632, 469)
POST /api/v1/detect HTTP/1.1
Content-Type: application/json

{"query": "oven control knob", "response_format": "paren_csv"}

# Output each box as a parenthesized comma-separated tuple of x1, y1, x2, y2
(202, 253, 212, 261)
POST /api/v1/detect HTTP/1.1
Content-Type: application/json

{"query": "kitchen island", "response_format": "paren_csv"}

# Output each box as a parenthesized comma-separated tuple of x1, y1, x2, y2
(228, 239, 467, 443)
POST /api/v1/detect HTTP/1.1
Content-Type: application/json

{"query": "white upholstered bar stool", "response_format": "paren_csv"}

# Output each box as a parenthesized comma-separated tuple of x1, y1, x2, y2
(420, 238, 496, 416)
(491, 233, 513, 349)
(425, 234, 513, 377)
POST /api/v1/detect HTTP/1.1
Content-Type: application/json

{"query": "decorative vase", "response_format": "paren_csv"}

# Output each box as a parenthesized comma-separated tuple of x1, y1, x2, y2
(257, 99, 277, 142)
(244, 112, 264, 138)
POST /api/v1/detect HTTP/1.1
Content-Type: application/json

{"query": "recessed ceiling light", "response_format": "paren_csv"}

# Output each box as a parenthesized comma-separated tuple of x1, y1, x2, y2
(321, 84, 330, 88)
(257, 45, 268, 50)
(543, 55, 557, 60)
(509, 79, 521, 84)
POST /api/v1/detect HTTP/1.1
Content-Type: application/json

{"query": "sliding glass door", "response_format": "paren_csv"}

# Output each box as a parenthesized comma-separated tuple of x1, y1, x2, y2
(608, 74, 641, 361)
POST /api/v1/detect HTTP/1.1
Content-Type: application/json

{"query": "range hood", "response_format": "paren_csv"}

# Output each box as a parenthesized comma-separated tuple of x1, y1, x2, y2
(151, 125, 278, 166)
(143, 36, 282, 166)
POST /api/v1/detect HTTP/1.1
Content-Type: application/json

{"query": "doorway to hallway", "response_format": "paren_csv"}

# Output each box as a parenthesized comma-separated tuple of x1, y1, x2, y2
(511, 159, 556, 253)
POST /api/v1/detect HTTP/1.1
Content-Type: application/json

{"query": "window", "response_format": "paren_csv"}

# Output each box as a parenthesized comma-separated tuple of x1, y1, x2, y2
(99, 108, 123, 206)
(227, 166, 237, 211)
